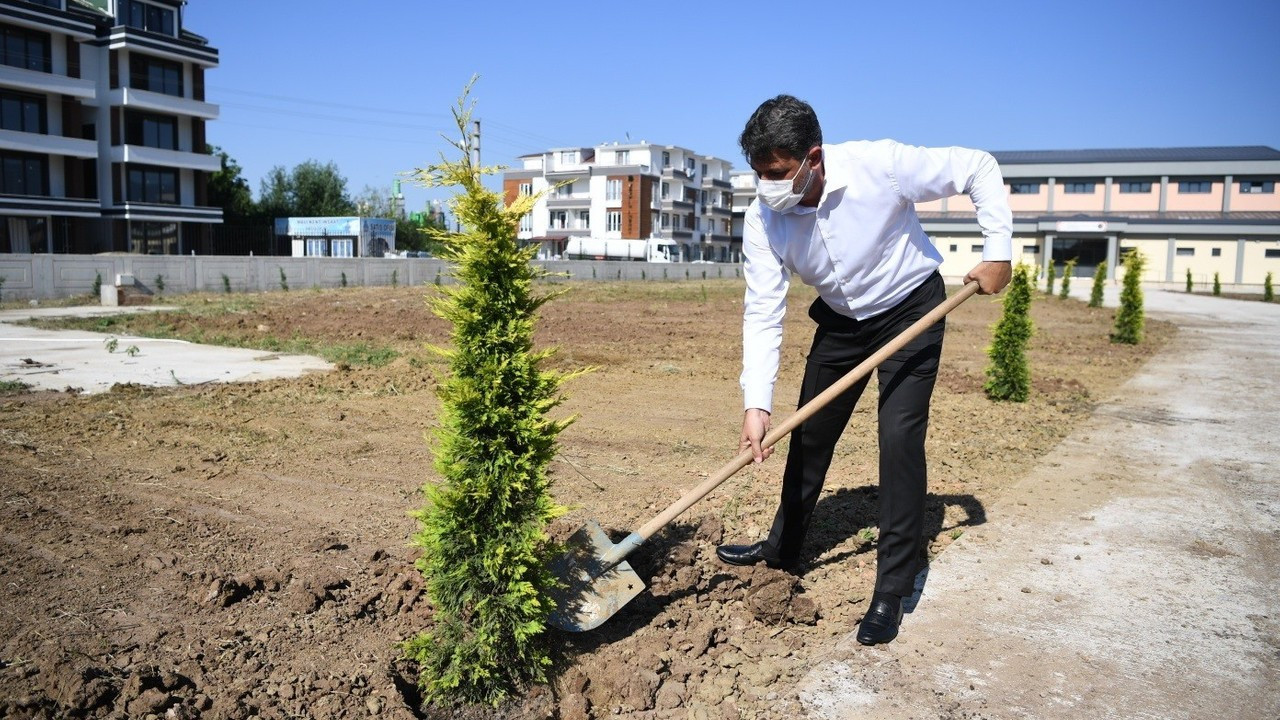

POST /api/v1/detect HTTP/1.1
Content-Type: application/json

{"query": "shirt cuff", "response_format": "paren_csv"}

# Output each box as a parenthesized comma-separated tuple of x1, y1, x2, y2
(742, 386, 774, 415)
(982, 236, 1013, 262)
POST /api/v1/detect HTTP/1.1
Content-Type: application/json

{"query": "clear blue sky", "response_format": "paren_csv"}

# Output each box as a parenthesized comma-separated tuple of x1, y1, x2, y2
(185, 0, 1280, 216)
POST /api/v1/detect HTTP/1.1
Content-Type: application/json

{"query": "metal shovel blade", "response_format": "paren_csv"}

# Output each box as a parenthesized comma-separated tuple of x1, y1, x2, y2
(548, 520, 645, 632)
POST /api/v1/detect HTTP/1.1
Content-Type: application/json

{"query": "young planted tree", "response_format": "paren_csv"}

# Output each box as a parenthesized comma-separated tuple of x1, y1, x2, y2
(1265, 271, 1274, 302)
(984, 263, 1034, 402)
(1089, 260, 1107, 308)
(1045, 261, 1056, 295)
(1111, 249, 1146, 344)
(404, 79, 580, 706)
(1058, 257, 1077, 299)
(1186, 267, 1193, 293)
(1213, 272, 1221, 296)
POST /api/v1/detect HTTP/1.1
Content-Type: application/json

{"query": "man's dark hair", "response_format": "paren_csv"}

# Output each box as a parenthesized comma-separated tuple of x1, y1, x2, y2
(738, 95, 823, 166)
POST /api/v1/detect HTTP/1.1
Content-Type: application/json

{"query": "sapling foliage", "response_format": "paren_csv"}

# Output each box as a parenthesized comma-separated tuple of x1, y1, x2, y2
(984, 263, 1034, 402)
(1265, 272, 1274, 302)
(1059, 258, 1077, 299)
(1213, 272, 1221, 296)
(1045, 261, 1056, 295)
(403, 78, 581, 707)
(1111, 249, 1146, 344)
(1089, 260, 1106, 308)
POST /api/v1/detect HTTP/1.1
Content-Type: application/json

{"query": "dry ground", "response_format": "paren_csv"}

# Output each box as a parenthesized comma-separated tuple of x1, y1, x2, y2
(0, 278, 1171, 719)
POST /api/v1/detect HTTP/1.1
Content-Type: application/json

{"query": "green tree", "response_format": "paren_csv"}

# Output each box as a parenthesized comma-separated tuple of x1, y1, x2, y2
(206, 145, 255, 221)
(1089, 260, 1107, 308)
(1111, 249, 1146, 344)
(1265, 271, 1274, 302)
(1213, 272, 1221, 296)
(257, 160, 355, 218)
(403, 79, 580, 707)
(984, 263, 1034, 402)
(1186, 267, 1193, 293)
(1059, 257, 1077, 299)
(1045, 261, 1056, 295)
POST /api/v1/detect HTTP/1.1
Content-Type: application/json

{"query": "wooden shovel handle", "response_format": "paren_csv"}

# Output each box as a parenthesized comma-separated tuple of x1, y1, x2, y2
(632, 280, 981, 542)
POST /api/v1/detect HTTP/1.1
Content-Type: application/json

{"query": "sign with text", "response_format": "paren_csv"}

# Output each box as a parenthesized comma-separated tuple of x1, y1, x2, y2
(1055, 220, 1108, 233)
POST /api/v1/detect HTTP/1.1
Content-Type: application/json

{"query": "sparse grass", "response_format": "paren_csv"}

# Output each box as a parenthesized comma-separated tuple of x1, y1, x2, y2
(0, 379, 31, 392)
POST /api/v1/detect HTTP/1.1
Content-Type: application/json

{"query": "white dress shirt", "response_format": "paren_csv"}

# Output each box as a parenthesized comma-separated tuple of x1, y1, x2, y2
(741, 139, 1013, 413)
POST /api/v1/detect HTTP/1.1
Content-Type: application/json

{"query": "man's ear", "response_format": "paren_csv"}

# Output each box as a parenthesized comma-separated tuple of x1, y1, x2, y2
(808, 146, 824, 170)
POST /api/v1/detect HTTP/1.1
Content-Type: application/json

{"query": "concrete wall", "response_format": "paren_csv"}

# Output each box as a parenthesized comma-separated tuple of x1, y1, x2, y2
(0, 254, 749, 301)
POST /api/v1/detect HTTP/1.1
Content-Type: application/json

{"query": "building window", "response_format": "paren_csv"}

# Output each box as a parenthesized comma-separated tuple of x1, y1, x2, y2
(685, 158, 695, 174)
(970, 244, 984, 253)
(1178, 180, 1212, 194)
(129, 220, 177, 255)
(1176, 247, 1194, 256)
(1211, 248, 1222, 257)
(605, 179, 621, 201)
(1063, 182, 1095, 194)
(548, 210, 567, 229)
(0, 151, 48, 195)
(661, 212, 670, 229)
(948, 244, 957, 252)
(518, 182, 531, 195)
(615, 150, 629, 164)
(554, 183, 572, 198)
(701, 163, 708, 176)
(559, 150, 576, 164)
(130, 54, 183, 96)
(0, 91, 47, 134)
(606, 211, 621, 232)
(1265, 249, 1280, 258)
(0, 23, 52, 73)
(1118, 181, 1152, 193)
(1009, 182, 1040, 194)
(127, 165, 177, 203)
(519, 214, 531, 232)
(660, 181, 669, 200)
(124, 1, 176, 36)
(125, 111, 178, 150)
(1240, 180, 1275, 194)
(1022, 244, 1039, 254)
(576, 210, 590, 229)
(27, 0, 62, 8)
(662, 151, 670, 167)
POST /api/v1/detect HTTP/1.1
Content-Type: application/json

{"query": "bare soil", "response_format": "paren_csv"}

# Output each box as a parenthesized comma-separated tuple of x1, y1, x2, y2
(0, 279, 1171, 719)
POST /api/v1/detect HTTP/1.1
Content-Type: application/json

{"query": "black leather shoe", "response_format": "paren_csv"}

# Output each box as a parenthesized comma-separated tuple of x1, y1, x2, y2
(856, 595, 904, 645)
(715, 541, 796, 569)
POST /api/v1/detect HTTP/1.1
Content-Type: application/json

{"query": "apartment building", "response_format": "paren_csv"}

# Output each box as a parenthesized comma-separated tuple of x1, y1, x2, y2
(730, 146, 1280, 286)
(0, 0, 219, 256)
(503, 141, 739, 262)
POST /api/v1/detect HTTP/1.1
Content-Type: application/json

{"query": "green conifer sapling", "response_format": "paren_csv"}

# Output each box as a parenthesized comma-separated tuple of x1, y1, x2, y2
(1265, 271, 1274, 302)
(1059, 257, 1077, 299)
(403, 78, 582, 707)
(1213, 272, 1221, 296)
(984, 263, 1034, 402)
(1089, 260, 1107, 308)
(1045, 261, 1056, 295)
(1111, 249, 1146, 344)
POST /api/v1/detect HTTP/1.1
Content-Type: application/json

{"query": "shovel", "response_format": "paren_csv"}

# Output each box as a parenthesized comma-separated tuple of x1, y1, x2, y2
(549, 281, 981, 631)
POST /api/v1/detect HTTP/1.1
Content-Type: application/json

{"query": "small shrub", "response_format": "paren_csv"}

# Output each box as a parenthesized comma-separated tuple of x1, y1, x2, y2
(1059, 258, 1077, 299)
(92, 271, 102, 297)
(222, 274, 232, 294)
(278, 267, 289, 292)
(1111, 249, 1146, 344)
(392, 269, 399, 288)
(1045, 262, 1056, 295)
(104, 337, 119, 353)
(341, 271, 348, 288)
(0, 275, 5, 301)
(1186, 267, 1193, 293)
(1212, 272, 1221, 296)
(984, 263, 1034, 402)
(1089, 260, 1107, 308)
(125, 345, 140, 357)
(1265, 272, 1274, 302)
(154, 274, 165, 294)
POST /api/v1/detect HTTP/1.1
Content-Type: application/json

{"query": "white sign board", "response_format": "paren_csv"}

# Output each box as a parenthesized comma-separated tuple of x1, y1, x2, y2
(1055, 220, 1108, 233)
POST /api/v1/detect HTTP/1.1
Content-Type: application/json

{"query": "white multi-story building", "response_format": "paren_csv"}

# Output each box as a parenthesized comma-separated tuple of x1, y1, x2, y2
(0, 0, 220, 255)
(503, 141, 740, 262)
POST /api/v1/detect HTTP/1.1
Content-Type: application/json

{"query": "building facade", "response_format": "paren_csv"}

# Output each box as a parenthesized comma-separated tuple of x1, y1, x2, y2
(0, 0, 219, 256)
(503, 141, 739, 263)
(730, 145, 1280, 286)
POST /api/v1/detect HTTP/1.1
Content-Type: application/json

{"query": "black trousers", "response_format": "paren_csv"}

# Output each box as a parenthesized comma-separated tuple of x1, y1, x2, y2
(765, 272, 946, 597)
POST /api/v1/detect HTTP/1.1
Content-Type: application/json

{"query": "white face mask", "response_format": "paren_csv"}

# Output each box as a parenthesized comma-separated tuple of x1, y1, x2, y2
(756, 157, 814, 212)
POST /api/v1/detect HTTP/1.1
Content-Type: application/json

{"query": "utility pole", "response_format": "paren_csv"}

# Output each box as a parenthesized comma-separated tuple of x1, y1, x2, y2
(471, 119, 481, 167)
